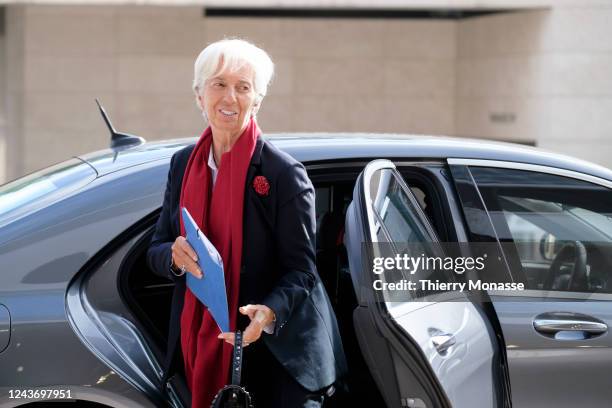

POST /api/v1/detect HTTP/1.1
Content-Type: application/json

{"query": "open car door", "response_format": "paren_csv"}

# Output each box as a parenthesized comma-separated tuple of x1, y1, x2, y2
(344, 160, 502, 408)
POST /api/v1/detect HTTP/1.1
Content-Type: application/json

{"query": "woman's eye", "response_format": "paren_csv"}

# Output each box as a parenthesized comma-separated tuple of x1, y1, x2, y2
(213, 82, 225, 88)
(239, 86, 250, 92)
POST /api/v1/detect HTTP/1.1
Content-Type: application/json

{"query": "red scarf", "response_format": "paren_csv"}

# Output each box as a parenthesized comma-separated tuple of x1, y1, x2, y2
(179, 118, 260, 407)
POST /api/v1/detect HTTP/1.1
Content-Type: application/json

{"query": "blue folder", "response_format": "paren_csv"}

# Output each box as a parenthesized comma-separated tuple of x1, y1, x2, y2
(182, 207, 230, 333)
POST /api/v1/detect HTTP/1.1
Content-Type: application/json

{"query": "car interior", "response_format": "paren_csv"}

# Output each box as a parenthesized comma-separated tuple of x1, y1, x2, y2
(473, 172, 612, 294)
(120, 162, 457, 407)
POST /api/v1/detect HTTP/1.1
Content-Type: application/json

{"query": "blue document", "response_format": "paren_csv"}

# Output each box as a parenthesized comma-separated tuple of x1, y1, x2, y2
(182, 207, 229, 333)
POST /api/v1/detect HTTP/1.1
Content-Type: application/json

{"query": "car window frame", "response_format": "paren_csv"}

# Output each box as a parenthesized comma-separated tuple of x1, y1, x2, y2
(448, 158, 612, 300)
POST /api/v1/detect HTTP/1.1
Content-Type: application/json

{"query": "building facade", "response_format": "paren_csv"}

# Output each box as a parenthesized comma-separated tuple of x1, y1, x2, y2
(1, 0, 611, 182)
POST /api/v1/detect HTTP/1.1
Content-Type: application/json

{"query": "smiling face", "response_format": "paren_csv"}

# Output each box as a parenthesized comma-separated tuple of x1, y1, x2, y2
(197, 63, 260, 139)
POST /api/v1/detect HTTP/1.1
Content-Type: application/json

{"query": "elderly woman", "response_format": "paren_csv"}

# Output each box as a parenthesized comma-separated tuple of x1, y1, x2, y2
(147, 39, 347, 407)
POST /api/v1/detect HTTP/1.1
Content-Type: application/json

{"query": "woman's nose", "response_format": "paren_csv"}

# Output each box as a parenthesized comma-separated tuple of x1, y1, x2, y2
(222, 87, 237, 102)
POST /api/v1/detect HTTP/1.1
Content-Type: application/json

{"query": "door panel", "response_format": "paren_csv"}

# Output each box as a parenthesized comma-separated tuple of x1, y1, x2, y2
(66, 228, 169, 406)
(345, 159, 499, 408)
(493, 299, 612, 408)
(389, 301, 497, 407)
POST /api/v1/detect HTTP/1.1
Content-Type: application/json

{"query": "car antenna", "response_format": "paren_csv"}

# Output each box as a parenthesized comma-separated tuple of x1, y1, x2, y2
(95, 98, 145, 149)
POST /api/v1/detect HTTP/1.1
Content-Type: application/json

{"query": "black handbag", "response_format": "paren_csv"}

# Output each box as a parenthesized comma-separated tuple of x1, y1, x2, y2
(211, 331, 254, 408)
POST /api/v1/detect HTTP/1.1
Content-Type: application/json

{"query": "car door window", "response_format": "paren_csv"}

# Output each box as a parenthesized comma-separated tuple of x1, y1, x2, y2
(371, 169, 432, 244)
(470, 167, 612, 293)
(369, 168, 455, 299)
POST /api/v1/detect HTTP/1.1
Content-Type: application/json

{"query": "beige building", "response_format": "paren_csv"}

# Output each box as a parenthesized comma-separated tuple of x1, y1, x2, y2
(1, 0, 611, 183)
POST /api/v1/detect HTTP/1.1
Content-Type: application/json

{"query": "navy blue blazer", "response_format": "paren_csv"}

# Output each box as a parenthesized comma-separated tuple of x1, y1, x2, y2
(147, 137, 347, 392)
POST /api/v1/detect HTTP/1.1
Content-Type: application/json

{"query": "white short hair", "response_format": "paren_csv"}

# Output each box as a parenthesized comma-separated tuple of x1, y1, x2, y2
(193, 39, 274, 100)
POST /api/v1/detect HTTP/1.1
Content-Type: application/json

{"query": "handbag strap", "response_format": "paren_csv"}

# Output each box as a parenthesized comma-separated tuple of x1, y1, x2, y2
(231, 330, 243, 385)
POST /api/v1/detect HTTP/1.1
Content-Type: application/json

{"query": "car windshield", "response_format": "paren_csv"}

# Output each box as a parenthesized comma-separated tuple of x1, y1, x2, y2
(0, 158, 96, 227)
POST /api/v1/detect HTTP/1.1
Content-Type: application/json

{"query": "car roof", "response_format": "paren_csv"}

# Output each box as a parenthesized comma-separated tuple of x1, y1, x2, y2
(78, 133, 612, 182)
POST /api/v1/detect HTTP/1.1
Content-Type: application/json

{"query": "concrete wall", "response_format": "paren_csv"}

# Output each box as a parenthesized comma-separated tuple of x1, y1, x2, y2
(3, 5, 25, 182)
(17, 5, 207, 178)
(2, 5, 458, 182)
(456, 3, 612, 166)
(0, 8, 5, 183)
(205, 17, 456, 134)
(1, 3, 611, 182)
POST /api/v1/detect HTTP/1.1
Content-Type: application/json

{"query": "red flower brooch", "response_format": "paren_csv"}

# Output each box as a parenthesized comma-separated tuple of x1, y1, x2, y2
(253, 175, 270, 197)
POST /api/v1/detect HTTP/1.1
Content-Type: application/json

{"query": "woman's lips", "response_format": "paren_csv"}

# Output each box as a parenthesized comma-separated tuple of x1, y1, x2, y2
(219, 109, 237, 117)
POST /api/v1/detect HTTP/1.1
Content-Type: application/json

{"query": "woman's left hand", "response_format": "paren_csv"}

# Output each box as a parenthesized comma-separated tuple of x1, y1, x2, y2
(218, 304, 276, 347)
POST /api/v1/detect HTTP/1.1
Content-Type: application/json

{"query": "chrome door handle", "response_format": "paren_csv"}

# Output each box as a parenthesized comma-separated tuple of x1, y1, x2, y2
(533, 312, 608, 339)
(431, 332, 456, 355)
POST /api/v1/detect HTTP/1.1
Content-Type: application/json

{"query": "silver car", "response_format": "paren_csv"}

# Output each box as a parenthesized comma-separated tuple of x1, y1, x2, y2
(1, 134, 611, 408)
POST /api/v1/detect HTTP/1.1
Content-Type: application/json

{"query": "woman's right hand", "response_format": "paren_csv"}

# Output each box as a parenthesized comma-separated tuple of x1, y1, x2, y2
(171, 236, 203, 278)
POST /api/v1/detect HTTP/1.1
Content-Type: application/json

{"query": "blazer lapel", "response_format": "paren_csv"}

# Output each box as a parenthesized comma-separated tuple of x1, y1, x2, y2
(244, 137, 274, 231)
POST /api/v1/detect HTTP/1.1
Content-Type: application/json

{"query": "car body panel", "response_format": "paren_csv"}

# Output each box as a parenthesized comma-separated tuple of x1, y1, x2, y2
(78, 139, 193, 176)
(78, 134, 612, 182)
(492, 298, 612, 408)
(0, 160, 168, 407)
(0, 158, 97, 231)
(2, 133, 612, 406)
(0, 304, 10, 353)
(0, 289, 154, 407)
